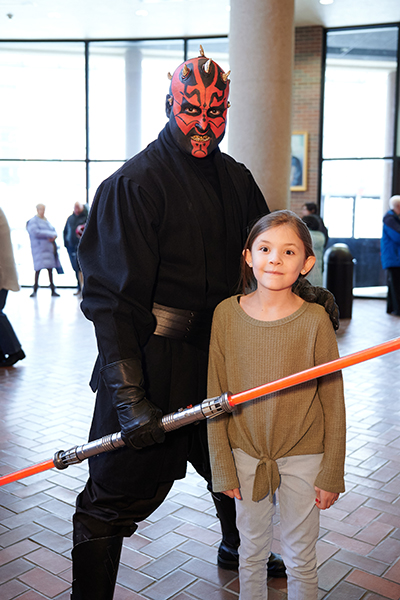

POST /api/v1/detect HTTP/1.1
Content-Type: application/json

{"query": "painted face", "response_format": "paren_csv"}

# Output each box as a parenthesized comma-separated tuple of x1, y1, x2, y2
(245, 225, 316, 293)
(168, 56, 230, 158)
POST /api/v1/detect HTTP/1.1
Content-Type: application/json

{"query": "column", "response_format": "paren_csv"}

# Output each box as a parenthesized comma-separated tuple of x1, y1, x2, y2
(228, 0, 295, 211)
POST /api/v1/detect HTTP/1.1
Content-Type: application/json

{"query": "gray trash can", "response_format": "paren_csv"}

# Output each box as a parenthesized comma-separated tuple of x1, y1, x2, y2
(323, 243, 355, 319)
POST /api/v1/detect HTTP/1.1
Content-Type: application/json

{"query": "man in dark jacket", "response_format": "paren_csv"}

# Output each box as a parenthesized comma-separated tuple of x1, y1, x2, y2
(63, 202, 88, 295)
(72, 48, 326, 599)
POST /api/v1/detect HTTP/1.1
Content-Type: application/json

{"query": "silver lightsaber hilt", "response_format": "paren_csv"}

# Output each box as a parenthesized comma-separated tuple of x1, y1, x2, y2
(53, 392, 233, 470)
(53, 432, 125, 469)
(161, 392, 233, 431)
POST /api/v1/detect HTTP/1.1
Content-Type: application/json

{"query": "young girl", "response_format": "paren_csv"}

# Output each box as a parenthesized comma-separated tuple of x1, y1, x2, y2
(207, 210, 346, 600)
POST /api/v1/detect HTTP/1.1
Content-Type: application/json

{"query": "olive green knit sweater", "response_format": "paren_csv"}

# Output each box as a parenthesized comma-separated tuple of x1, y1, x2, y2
(207, 296, 346, 502)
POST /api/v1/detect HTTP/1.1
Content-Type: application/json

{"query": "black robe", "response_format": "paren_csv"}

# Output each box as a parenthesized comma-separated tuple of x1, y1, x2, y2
(78, 123, 269, 497)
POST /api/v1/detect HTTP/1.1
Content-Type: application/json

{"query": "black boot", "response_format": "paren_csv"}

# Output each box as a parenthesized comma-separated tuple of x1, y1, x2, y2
(211, 490, 240, 570)
(267, 551, 287, 578)
(0, 349, 26, 367)
(71, 535, 123, 600)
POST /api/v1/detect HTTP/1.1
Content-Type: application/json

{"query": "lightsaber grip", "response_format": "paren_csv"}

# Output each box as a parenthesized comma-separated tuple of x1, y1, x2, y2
(52, 393, 233, 469)
(161, 392, 233, 431)
(53, 432, 125, 469)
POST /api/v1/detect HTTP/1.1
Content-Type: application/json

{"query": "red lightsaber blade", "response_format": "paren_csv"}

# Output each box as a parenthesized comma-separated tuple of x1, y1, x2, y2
(230, 335, 400, 406)
(0, 336, 399, 487)
(0, 459, 56, 487)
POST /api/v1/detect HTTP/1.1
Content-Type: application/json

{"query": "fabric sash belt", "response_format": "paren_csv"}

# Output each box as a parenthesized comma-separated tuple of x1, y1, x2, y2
(152, 302, 213, 350)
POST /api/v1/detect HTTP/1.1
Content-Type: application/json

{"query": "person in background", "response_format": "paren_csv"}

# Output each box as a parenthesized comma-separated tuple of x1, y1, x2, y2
(302, 214, 325, 286)
(381, 195, 400, 316)
(26, 204, 62, 298)
(300, 202, 329, 248)
(0, 207, 26, 367)
(63, 202, 88, 296)
(208, 210, 345, 600)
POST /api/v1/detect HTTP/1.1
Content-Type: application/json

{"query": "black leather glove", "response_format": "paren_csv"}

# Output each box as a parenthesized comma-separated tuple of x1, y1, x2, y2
(292, 277, 340, 331)
(100, 358, 165, 449)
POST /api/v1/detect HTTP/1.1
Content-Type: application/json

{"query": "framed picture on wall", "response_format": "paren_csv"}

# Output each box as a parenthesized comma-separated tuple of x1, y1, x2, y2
(290, 131, 308, 191)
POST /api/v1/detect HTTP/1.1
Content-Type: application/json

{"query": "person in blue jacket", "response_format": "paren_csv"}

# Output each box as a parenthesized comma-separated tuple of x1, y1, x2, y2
(381, 195, 400, 315)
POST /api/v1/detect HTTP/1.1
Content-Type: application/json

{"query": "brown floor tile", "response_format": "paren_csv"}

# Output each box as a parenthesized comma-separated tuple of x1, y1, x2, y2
(342, 505, 381, 528)
(139, 550, 190, 578)
(18, 566, 70, 597)
(355, 521, 394, 545)
(322, 531, 375, 556)
(346, 569, 400, 599)
(181, 557, 238, 586)
(317, 559, 352, 591)
(0, 579, 30, 599)
(384, 557, 400, 584)
(24, 548, 70, 575)
(0, 540, 39, 566)
(323, 581, 367, 599)
(368, 537, 400, 564)
(120, 546, 152, 570)
(186, 577, 239, 599)
(143, 569, 197, 600)
(173, 522, 221, 546)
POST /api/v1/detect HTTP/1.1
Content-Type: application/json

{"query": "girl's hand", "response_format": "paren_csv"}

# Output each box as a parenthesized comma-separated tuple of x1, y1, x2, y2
(314, 487, 339, 510)
(223, 488, 242, 500)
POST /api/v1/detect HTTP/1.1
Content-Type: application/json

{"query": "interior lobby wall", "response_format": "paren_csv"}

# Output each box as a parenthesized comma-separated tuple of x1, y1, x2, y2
(290, 26, 324, 215)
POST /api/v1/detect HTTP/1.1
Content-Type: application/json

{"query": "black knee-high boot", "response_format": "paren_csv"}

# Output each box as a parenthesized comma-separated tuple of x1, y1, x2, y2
(210, 490, 240, 570)
(71, 535, 123, 600)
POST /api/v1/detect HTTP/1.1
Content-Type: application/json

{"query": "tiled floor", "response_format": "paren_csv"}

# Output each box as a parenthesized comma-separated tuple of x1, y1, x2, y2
(0, 287, 400, 599)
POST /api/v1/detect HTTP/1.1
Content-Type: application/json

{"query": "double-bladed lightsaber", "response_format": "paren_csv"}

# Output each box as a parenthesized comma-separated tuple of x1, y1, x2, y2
(1, 336, 399, 488)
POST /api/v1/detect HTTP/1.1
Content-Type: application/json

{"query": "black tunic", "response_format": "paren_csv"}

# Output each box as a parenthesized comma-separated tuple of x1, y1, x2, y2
(78, 123, 269, 497)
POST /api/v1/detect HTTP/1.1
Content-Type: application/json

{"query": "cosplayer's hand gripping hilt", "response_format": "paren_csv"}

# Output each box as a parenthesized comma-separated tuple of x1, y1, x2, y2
(53, 392, 233, 470)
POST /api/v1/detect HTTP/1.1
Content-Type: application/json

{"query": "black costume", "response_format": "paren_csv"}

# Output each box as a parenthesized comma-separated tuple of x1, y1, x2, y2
(72, 122, 270, 597)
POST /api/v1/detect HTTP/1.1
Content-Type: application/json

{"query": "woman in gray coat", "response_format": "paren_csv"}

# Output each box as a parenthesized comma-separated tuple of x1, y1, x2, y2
(26, 204, 62, 297)
(0, 207, 25, 366)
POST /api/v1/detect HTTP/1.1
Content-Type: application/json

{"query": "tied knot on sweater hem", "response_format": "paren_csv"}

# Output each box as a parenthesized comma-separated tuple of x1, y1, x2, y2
(252, 456, 280, 503)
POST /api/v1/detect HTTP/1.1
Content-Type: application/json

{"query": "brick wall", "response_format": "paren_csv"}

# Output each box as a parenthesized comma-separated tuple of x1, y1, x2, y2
(290, 26, 324, 216)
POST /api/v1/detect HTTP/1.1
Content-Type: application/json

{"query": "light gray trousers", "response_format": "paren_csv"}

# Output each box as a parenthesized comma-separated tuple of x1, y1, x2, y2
(233, 449, 323, 600)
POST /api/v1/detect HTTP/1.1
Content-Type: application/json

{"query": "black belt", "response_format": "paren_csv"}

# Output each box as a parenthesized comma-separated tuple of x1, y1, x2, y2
(152, 302, 213, 349)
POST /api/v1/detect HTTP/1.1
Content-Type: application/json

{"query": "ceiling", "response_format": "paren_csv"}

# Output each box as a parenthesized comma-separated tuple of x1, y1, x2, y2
(0, 0, 400, 41)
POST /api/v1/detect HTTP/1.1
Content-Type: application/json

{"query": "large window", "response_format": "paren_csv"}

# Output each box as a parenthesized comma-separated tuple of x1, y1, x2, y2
(0, 37, 229, 287)
(0, 42, 86, 287)
(321, 26, 399, 287)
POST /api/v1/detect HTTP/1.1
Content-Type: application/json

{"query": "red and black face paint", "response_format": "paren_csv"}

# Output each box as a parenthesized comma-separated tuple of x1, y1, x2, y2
(167, 55, 230, 158)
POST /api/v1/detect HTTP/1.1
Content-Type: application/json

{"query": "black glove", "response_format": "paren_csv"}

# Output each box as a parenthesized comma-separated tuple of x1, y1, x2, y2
(292, 277, 340, 331)
(100, 358, 165, 449)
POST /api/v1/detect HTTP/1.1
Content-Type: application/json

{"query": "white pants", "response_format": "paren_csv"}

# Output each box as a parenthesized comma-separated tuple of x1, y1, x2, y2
(233, 449, 323, 600)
